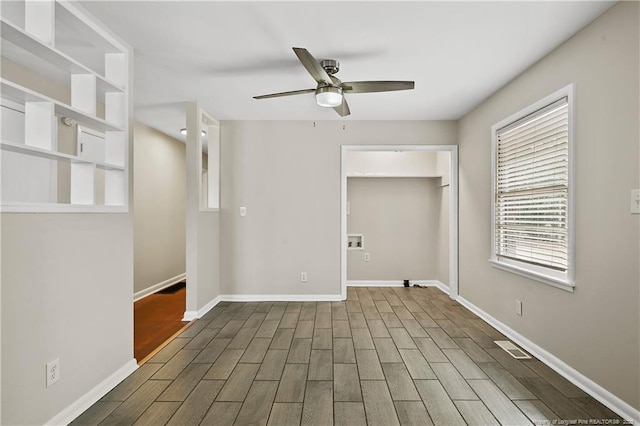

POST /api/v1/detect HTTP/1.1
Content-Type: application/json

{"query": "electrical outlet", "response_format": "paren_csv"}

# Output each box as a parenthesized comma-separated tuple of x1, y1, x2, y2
(240, 206, 247, 217)
(300, 272, 308, 283)
(631, 190, 640, 214)
(46, 358, 60, 387)
(364, 253, 370, 262)
(515, 300, 522, 316)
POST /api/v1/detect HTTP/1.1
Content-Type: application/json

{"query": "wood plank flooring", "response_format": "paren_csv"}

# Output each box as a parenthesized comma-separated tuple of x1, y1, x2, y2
(134, 283, 188, 361)
(74, 287, 623, 425)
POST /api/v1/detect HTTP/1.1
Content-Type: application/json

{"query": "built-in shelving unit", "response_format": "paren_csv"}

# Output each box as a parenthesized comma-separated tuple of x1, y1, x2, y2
(1, 79, 123, 131)
(0, 0, 130, 212)
(0, 140, 124, 171)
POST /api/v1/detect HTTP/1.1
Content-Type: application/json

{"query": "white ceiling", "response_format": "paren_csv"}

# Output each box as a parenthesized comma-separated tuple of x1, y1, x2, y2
(79, 1, 614, 141)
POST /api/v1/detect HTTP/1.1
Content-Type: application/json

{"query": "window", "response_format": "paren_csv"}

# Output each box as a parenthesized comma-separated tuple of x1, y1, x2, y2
(490, 85, 574, 291)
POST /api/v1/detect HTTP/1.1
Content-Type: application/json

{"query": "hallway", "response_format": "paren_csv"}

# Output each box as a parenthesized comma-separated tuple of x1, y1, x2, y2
(134, 282, 188, 362)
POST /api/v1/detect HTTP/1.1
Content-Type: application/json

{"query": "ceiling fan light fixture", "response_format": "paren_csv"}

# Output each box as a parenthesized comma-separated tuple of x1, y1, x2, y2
(180, 128, 207, 136)
(315, 86, 343, 108)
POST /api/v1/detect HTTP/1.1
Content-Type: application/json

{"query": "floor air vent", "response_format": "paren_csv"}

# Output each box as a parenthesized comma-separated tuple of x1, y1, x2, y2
(494, 340, 531, 359)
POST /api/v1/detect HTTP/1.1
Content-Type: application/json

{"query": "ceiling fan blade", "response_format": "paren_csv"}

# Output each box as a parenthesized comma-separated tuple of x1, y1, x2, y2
(333, 97, 351, 117)
(253, 88, 315, 99)
(341, 81, 415, 94)
(293, 47, 333, 86)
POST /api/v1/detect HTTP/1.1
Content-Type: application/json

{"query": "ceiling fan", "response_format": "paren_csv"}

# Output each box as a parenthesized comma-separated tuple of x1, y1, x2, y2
(253, 47, 415, 117)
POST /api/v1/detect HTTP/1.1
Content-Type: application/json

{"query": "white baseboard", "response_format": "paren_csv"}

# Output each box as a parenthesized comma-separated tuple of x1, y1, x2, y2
(427, 280, 450, 293)
(183, 293, 343, 320)
(182, 293, 344, 320)
(347, 280, 449, 293)
(182, 311, 198, 321)
(456, 296, 640, 424)
(219, 294, 343, 302)
(183, 295, 222, 321)
(133, 273, 186, 302)
(347, 280, 405, 287)
(45, 359, 138, 426)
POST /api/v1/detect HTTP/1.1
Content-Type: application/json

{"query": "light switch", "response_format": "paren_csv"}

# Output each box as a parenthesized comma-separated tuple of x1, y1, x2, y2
(631, 190, 640, 214)
(240, 206, 247, 217)
(364, 253, 370, 262)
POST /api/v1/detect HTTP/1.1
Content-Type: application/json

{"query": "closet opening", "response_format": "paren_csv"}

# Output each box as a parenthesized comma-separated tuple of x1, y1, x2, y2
(340, 145, 458, 299)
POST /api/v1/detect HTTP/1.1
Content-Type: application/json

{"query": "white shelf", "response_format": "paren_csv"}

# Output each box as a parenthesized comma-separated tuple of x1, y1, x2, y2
(0, 18, 124, 94)
(1, 78, 124, 132)
(1, 1, 129, 212)
(0, 141, 124, 171)
(0, 202, 127, 214)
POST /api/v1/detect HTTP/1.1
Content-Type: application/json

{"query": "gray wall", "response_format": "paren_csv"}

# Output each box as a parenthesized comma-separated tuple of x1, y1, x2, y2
(458, 2, 639, 410)
(436, 186, 450, 285)
(133, 122, 186, 295)
(436, 151, 450, 285)
(186, 104, 220, 315)
(347, 177, 438, 281)
(220, 121, 457, 296)
(1, 215, 133, 425)
(1, 53, 134, 425)
(197, 211, 220, 308)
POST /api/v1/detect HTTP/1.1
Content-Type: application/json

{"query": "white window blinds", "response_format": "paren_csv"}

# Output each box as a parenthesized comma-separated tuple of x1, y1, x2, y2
(495, 97, 569, 272)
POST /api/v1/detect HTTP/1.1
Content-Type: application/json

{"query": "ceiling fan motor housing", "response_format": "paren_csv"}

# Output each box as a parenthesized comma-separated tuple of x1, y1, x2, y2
(320, 59, 339, 75)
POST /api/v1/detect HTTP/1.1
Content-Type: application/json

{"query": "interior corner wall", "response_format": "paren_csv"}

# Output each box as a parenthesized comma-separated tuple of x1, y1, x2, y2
(436, 185, 450, 286)
(220, 120, 457, 297)
(347, 177, 438, 281)
(435, 151, 450, 286)
(133, 122, 186, 295)
(458, 1, 639, 411)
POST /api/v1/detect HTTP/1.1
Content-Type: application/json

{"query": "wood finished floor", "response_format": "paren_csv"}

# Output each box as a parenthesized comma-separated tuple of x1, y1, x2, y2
(73, 287, 622, 426)
(134, 283, 187, 361)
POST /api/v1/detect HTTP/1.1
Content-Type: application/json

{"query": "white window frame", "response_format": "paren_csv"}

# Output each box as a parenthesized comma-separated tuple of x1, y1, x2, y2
(490, 84, 575, 292)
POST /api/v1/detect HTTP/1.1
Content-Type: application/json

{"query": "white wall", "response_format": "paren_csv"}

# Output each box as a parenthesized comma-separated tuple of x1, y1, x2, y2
(347, 177, 438, 281)
(458, 2, 639, 412)
(347, 151, 440, 177)
(133, 122, 186, 295)
(220, 120, 457, 296)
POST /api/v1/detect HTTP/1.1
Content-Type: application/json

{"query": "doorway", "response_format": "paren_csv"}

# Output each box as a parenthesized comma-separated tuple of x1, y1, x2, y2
(340, 145, 458, 300)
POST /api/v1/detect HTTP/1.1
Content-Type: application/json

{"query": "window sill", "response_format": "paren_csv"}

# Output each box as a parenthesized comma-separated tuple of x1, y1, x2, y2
(489, 259, 574, 292)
